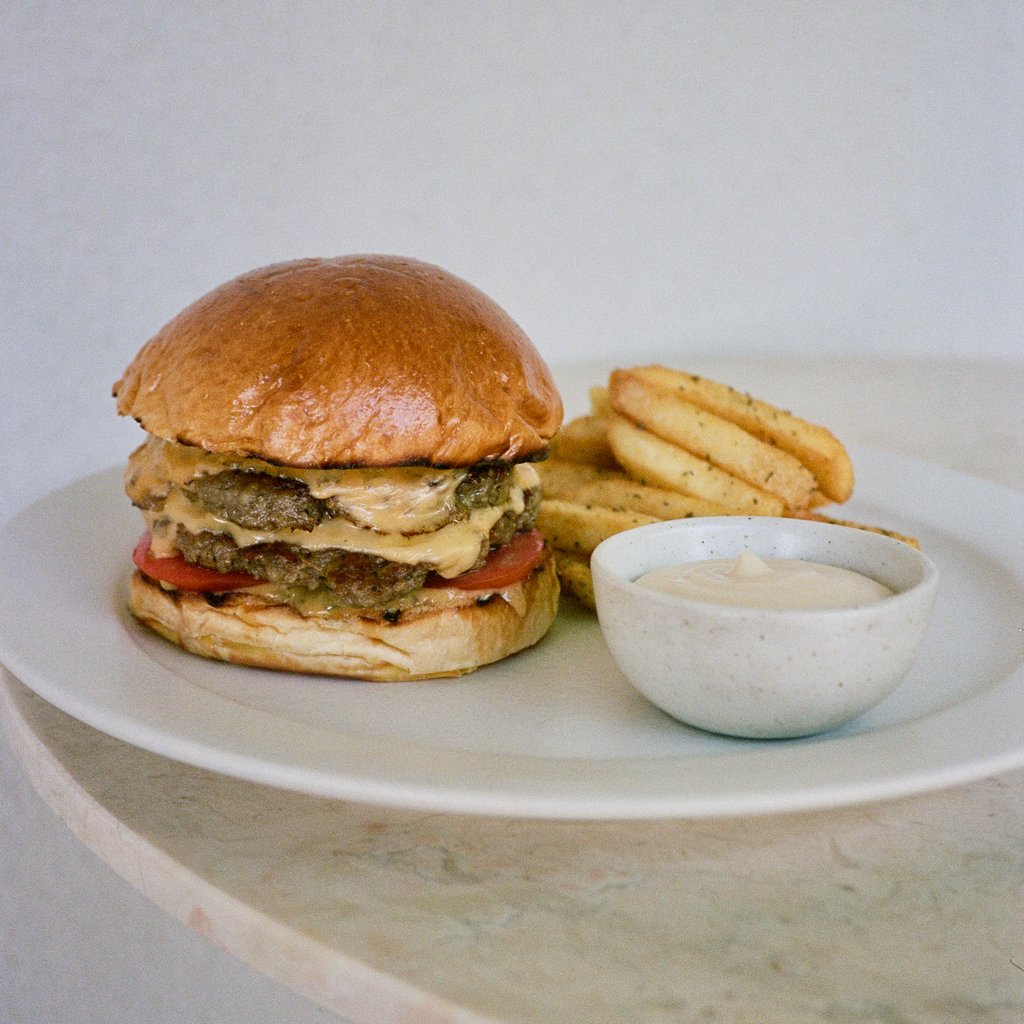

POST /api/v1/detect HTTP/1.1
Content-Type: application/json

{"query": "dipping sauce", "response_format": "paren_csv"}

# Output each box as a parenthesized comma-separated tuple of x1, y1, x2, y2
(635, 550, 893, 610)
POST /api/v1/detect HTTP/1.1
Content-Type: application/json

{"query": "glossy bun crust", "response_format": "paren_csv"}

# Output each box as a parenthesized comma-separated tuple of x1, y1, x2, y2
(113, 256, 563, 467)
(128, 553, 559, 681)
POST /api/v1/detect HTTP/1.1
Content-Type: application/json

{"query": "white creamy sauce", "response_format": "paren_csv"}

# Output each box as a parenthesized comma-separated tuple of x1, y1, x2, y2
(635, 549, 892, 610)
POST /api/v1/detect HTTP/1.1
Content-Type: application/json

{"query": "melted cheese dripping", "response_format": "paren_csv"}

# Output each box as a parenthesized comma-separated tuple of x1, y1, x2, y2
(126, 437, 473, 533)
(130, 437, 538, 579)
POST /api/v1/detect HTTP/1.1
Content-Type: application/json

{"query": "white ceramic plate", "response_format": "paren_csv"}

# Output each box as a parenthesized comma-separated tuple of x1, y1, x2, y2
(1, 450, 1022, 819)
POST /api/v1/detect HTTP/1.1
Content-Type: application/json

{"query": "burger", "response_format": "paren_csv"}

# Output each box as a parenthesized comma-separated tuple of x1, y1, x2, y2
(113, 255, 563, 680)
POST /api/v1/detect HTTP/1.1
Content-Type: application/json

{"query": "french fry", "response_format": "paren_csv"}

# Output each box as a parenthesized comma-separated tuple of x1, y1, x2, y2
(536, 460, 730, 518)
(568, 478, 732, 519)
(549, 414, 618, 468)
(793, 512, 920, 549)
(626, 365, 854, 503)
(534, 459, 621, 500)
(537, 498, 659, 557)
(610, 369, 817, 510)
(553, 549, 596, 609)
(536, 365, 911, 611)
(606, 414, 786, 516)
(589, 385, 611, 417)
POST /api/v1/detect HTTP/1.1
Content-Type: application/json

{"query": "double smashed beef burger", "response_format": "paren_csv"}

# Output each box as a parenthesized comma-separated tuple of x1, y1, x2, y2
(113, 255, 563, 680)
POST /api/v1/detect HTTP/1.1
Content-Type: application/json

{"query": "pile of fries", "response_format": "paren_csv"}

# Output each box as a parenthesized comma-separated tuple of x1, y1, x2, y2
(537, 365, 915, 609)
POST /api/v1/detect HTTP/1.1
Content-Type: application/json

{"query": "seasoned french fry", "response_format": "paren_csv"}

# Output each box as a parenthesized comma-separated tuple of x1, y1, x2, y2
(609, 370, 817, 510)
(553, 549, 596, 609)
(606, 414, 786, 516)
(793, 512, 920, 549)
(568, 478, 733, 519)
(534, 459, 621, 500)
(589, 385, 611, 417)
(535, 459, 728, 518)
(536, 365, 912, 615)
(537, 498, 659, 556)
(549, 414, 618, 468)
(627, 365, 854, 503)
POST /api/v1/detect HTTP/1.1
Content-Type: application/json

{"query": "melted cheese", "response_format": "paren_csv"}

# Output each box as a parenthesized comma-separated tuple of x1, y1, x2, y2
(132, 436, 539, 578)
(149, 492, 506, 577)
(126, 437, 472, 534)
(127, 437, 538, 540)
(240, 579, 528, 618)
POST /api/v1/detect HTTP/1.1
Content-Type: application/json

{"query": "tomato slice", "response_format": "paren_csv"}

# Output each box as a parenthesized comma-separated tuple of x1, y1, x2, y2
(133, 527, 546, 596)
(132, 532, 260, 592)
(425, 529, 546, 591)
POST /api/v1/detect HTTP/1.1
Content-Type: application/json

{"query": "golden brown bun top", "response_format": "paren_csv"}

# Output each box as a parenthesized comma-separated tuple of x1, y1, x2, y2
(113, 255, 563, 467)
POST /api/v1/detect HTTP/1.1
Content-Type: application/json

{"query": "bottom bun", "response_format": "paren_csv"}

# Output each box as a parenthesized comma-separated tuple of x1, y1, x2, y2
(128, 552, 560, 681)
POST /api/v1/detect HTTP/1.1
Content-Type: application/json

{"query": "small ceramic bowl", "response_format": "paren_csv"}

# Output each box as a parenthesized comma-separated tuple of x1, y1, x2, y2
(591, 517, 938, 739)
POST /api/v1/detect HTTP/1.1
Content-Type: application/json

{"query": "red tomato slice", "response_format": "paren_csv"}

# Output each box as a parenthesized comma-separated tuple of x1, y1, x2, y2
(425, 529, 546, 591)
(132, 532, 260, 592)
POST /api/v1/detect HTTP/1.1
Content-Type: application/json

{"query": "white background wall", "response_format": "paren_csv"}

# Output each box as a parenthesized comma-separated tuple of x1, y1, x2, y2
(0, 5, 1021, 1021)
(2, 1, 1022, 525)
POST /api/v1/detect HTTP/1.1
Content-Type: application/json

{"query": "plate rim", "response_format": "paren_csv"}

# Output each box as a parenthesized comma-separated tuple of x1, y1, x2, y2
(0, 449, 1022, 819)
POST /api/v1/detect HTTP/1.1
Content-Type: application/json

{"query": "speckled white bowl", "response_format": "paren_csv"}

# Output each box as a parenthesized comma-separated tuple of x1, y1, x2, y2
(591, 517, 938, 739)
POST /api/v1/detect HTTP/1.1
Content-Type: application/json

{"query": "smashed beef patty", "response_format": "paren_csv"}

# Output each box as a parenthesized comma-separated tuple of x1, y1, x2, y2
(184, 471, 333, 532)
(171, 486, 541, 609)
(175, 528, 429, 607)
(182, 463, 516, 533)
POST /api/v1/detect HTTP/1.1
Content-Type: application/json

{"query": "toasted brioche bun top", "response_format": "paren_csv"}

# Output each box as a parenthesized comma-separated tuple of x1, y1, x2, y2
(113, 255, 563, 468)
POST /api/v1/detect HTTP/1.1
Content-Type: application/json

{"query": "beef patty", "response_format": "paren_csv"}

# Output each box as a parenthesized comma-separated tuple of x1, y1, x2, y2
(169, 468, 540, 609)
(182, 463, 514, 533)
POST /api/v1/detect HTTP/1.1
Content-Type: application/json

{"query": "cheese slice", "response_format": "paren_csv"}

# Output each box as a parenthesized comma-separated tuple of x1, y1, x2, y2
(132, 436, 539, 578)
(127, 437, 539, 540)
(149, 492, 507, 577)
(126, 437, 472, 534)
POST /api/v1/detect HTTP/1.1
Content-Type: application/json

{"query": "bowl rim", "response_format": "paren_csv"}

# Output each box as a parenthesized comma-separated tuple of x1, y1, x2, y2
(590, 516, 939, 621)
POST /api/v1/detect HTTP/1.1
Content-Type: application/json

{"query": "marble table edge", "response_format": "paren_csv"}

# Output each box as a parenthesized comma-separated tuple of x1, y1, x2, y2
(0, 670, 499, 1024)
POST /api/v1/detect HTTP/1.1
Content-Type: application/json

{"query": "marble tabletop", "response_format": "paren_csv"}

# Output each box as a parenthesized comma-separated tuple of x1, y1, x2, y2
(2, 358, 1023, 1024)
